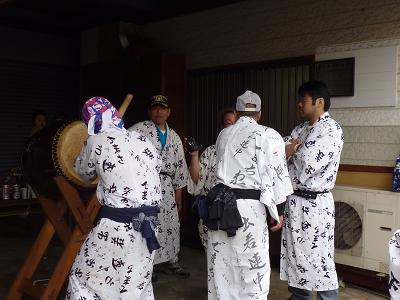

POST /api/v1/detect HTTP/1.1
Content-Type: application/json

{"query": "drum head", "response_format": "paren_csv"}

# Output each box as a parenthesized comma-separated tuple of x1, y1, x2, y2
(53, 121, 98, 188)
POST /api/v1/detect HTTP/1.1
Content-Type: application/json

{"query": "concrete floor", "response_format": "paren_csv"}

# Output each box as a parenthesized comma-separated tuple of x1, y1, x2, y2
(155, 247, 389, 300)
(0, 214, 390, 299)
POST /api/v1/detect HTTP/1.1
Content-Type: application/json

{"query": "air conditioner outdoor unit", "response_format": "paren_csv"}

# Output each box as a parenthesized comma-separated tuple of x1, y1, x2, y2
(332, 185, 400, 274)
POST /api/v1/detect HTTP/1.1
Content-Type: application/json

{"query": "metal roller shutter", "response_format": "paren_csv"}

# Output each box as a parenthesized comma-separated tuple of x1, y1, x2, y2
(188, 56, 313, 148)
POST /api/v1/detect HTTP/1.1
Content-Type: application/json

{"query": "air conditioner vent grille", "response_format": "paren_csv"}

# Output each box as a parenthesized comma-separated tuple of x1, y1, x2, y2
(334, 201, 362, 250)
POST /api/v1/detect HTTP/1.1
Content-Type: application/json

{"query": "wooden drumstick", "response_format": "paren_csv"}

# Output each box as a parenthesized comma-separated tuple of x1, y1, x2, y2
(118, 93, 133, 117)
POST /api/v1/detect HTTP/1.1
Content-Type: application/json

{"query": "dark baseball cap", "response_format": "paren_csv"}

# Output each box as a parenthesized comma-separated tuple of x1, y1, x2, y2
(149, 95, 169, 108)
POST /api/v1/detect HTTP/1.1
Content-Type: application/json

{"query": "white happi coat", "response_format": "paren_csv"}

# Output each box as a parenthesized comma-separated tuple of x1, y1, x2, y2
(67, 127, 162, 300)
(187, 145, 217, 249)
(280, 112, 343, 291)
(129, 121, 187, 264)
(208, 116, 293, 299)
(389, 230, 400, 299)
(187, 144, 217, 196)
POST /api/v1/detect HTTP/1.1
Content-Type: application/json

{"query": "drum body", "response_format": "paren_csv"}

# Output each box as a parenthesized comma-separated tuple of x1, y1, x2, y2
(54, 121, 98, 188)
(23, 120, 97, 197)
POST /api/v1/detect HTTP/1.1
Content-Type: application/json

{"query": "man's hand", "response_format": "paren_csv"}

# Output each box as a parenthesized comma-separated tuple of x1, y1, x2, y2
(175, 188, 183, 212)
(188, 150, 200, 183)
(183, 137, 202, 154)
(190, 150, 199, 157)
(285, 139, 299, 158)
(270, 215, 284, 232)
(176, 197, 182, 212)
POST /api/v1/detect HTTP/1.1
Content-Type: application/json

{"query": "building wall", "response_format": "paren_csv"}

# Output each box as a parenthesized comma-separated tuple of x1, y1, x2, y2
(138, 0, 400, 70)
(136, 0, 400, 167)
(319, 40, 400, 167)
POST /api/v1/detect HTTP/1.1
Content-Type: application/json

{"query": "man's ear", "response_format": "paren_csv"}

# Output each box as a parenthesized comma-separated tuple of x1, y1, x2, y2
(317, 98, 325, 110)
(256, 111, 261, 122)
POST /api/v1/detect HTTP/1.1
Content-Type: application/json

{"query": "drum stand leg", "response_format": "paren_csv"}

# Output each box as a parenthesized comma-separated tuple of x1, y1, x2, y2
(6, 176, 101, 300)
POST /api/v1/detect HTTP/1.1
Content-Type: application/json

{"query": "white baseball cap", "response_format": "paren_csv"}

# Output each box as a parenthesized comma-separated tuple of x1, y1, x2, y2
(236, 90, 261, 112)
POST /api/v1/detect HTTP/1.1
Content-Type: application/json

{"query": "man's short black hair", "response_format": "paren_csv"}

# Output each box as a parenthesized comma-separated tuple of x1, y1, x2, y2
(237, 110, 260, 118)
(298, 80, 331, 111)
(32, 110, 46, 122)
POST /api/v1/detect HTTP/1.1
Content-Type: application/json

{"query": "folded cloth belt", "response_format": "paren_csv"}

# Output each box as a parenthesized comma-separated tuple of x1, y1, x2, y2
(230, 188, 286, 216)
(293, 189, 329, 200)
(231, 188, 260, 200)
(192, 188, 261, 220)
(98, 205, 161, 253)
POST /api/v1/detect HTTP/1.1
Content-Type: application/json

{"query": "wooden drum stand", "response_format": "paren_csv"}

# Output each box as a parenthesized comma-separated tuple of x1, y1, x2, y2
(6, 176, 100, 300)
